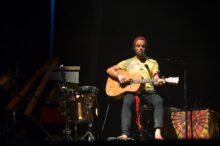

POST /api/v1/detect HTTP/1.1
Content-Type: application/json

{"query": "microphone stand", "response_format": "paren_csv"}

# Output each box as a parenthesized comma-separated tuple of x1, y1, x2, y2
(140, 51, 191, 139)
(150, 55, 190, 139)
(183, 61, 193, 139)
(183, 61, 188, 139)
(161, 59, 189, 139)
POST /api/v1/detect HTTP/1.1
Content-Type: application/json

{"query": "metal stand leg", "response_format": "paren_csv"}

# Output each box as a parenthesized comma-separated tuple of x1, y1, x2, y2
(62, 101, 73, 142)
(62, 116, 73, 142)
(80, 123, 95, 141)
(74, 123, 78, 141)
(80, 101, 95, 141)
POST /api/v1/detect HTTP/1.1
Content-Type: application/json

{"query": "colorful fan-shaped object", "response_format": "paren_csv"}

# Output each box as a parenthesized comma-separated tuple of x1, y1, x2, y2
(163, 109, 219, 139)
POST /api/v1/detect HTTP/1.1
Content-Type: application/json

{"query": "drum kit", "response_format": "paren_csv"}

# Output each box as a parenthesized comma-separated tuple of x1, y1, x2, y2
(48, 65, 99, 142)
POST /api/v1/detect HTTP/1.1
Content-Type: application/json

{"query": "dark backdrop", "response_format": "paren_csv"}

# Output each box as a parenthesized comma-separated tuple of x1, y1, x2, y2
(1, 0, 219, 139)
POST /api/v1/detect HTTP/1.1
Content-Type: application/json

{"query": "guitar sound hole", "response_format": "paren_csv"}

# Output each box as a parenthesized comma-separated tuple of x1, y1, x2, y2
(119, 82, 129, 88)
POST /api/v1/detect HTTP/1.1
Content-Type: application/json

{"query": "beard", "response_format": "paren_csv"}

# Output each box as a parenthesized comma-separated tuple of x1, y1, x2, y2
(137, 52, 142, 56)
(136, 50, 144, 57)
(135, 50, 148, 61)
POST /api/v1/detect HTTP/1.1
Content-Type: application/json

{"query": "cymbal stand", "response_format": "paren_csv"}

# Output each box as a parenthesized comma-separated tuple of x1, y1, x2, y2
(74, 121, 78, 141)
(73, 103, 80, 142)
(58, 64, 73, 142)
(61, 100, 73, 142)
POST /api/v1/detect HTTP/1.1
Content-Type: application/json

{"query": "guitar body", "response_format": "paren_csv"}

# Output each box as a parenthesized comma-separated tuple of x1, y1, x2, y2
(105, 70, 144, 100)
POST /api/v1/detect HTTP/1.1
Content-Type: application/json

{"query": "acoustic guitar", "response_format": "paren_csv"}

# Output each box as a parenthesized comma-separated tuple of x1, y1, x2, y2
(105, 70, 179, 100)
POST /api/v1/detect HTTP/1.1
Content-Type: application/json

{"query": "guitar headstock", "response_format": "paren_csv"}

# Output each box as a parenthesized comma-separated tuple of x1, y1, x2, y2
(165, 77, 179, 84)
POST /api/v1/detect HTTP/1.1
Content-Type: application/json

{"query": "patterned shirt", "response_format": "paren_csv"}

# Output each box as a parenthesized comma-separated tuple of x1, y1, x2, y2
(118, 56, 159, 91)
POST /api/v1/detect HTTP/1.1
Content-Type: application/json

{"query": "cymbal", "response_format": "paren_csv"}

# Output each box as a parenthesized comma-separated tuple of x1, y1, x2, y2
(46, 66, 80, 71)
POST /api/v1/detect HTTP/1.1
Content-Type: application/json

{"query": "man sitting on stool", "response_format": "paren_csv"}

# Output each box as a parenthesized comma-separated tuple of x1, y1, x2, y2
(106, 36, 165, 140)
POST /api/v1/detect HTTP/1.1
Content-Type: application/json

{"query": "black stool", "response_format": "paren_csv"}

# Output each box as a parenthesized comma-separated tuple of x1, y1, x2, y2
(139, 103, 154, 140)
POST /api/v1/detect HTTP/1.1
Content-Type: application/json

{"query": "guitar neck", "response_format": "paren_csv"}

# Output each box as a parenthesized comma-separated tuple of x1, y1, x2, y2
(133, 79, 158, 84)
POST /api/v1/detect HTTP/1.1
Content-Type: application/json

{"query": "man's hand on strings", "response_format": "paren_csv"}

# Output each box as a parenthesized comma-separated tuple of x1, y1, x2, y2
(118, 74, 129, 84)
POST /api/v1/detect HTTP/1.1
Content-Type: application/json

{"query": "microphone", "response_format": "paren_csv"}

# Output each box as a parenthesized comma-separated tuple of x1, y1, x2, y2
(58, 64, 64, 70)
(140, 50, 149, 60)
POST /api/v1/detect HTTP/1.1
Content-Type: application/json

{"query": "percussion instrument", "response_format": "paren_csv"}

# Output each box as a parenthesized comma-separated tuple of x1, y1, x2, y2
(70, 86, 98, 123)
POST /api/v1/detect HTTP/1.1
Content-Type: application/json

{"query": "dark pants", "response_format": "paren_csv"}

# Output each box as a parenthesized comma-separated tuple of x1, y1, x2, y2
(121, 91, 164, 136)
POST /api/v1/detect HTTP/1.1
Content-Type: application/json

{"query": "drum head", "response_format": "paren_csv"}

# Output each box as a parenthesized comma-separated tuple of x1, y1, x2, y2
(78, 86, 98, 94)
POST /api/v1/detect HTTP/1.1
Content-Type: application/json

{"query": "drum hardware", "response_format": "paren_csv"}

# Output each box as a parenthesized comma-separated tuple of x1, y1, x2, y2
(55, 85, 76, 103)
(61, 102, 73, 142)
(79, 86, 98, 141)
(71, 102, 83, 142)
(54, 85, 98, 142)
(49, 65, 98, 141)
(80, 101, 95, 141)
(70, 86, 98, 124)
(55, 64, 75, 142)
(58, 88, 74, 142)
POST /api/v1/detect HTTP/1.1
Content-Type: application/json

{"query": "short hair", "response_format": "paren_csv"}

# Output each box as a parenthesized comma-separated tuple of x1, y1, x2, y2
(132, 36, 148, 49)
